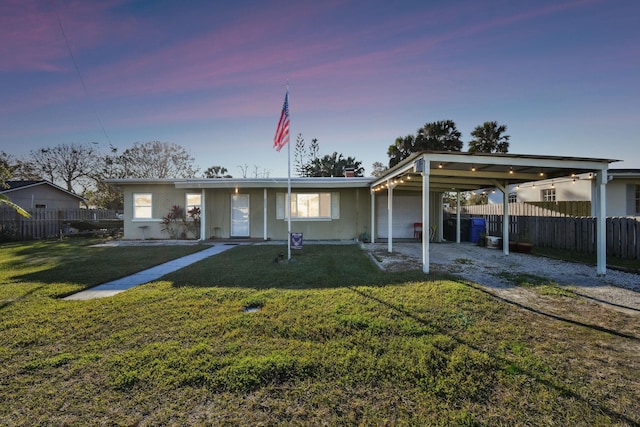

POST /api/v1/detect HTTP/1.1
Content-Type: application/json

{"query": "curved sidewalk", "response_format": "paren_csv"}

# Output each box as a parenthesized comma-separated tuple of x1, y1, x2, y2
(64, 244, 241, 301)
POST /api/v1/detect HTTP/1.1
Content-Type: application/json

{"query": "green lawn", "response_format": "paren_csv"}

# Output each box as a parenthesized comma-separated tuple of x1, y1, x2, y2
(1, 240, 638, 425)
(533, 246, 640, 273)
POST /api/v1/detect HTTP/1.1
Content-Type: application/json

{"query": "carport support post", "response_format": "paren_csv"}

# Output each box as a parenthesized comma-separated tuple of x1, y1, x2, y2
(456, 191, 461, 244)
(494, 180, 510, 255)
(421, 160, 430, 273)
(387, 178, 393, 253)
(595, 170, 607, 276)
(502, 191, 510, 254)
(370, 189, 375, 244)
(200, 189, 206, 241)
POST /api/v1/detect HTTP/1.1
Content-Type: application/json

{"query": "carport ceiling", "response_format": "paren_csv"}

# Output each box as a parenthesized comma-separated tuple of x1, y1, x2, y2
(371, 151, 618, 192)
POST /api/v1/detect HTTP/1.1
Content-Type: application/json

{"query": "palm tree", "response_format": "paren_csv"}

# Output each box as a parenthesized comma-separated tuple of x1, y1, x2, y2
(468, 121, 510, 153)
(1, 153, 30, 217)
(387, 134, 416, 167)
(203, 165, 231, 178)
(416, 120, 463, 152)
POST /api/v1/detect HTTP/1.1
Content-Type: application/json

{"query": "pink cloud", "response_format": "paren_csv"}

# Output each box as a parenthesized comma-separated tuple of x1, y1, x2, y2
(0, 0, 612, 124)
(0, 0, 141, 72)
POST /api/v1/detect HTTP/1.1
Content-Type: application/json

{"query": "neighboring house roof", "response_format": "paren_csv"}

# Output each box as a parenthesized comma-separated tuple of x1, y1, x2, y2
(3, 180, 44, 190)
(1, 180, 85, 201)
(608, 169, 640, 178)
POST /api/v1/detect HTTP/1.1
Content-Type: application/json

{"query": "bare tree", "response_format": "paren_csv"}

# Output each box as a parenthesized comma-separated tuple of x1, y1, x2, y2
(25, 143, 98, 193)
(371, 161, 387, 178)
(118, 141, 199, 178)
(84, 145, 123, 210)
(251, 165, 271, 178)
(237, 163, 249, 178)
(0, 152, 12, 187)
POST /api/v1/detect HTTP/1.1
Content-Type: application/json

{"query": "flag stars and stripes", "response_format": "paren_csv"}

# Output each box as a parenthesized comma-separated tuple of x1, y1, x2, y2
(273, 90, 289, 152)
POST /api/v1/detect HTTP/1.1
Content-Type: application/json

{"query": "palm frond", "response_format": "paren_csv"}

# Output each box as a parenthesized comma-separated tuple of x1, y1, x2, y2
(0, 194, 31, 218)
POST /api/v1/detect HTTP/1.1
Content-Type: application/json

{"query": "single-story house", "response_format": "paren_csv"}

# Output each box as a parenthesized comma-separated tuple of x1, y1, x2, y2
(486, 169, 640, 217)
(107, 150, 616, 275)
(108, 176, 373, 242)
(1, 180, 84, 209)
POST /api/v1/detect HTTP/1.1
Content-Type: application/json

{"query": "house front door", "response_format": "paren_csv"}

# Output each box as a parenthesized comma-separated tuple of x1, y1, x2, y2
(231, 194, 250, 237)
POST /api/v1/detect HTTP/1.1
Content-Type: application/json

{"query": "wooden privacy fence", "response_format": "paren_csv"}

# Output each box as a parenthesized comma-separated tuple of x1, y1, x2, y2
(482, 214, 640, 260)
(0, 208, 120, 241)
(460, 202, 591, 217)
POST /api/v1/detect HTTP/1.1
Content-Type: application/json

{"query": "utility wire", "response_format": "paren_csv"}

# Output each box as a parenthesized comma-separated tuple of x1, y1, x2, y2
(50, 0, 112, 145)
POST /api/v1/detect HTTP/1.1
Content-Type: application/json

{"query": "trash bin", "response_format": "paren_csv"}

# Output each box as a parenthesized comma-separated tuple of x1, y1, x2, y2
(443, 219, 456, 241)
(468, 218, 486, 243)
(460, 218, 470, 241)
(444, 218, 471, 241)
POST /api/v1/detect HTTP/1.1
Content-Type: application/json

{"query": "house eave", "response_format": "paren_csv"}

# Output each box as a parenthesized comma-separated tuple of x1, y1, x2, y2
(106, 177, 373, 189)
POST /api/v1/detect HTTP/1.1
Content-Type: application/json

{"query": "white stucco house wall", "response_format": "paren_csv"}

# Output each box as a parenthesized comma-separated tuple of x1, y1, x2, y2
(486, 169, 640, 218)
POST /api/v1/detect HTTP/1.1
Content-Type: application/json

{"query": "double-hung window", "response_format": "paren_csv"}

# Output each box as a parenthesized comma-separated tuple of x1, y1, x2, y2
(291, 193, 331, 218)
(277, 192, 339, 220)
(133, 193, 152, 219)
(186, 193, 202, 216)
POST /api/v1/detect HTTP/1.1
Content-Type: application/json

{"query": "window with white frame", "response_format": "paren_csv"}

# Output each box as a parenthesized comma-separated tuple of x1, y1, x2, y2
(292, 193, 330, 218)
(185, 193, 201, 216)
(276, 192, 339, 220)
(541, 188, 556, 202)
(133, 193, 152, 219)
(508, 192, 517, 203)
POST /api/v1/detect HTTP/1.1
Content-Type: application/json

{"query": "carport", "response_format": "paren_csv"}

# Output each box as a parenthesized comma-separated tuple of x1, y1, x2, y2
(370, 151, 617, 275)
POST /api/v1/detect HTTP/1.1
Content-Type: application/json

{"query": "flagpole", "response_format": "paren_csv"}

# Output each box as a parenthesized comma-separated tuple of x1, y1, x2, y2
(273, 84, 291, 260)
(286, 84, 292, 261)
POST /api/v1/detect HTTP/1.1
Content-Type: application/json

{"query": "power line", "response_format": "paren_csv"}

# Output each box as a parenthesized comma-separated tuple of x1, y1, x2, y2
(50, 0, 112, 145)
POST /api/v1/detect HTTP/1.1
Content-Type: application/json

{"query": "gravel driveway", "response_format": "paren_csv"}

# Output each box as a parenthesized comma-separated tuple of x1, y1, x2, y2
(363, 242, 640, 314)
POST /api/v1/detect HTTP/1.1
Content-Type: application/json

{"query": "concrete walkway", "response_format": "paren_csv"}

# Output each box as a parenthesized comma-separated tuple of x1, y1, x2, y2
(64, 243, 242, 300)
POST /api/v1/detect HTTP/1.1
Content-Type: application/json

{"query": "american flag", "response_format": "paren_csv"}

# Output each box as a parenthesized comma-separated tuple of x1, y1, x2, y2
(273, 90, 289, 152)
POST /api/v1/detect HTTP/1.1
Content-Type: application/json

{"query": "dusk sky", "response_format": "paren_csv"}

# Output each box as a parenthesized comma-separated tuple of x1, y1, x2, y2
(1, 0, 639, 178)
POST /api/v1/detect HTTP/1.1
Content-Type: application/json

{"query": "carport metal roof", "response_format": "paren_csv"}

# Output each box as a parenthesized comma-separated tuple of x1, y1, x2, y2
(369, 151, 619, 276)
(371, 151, 618, 192)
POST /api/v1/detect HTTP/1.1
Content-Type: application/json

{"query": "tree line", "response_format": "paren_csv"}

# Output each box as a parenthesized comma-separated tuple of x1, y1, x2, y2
(293, 134, 364, 178)
(385, 120, 509, 170)
(0, 141, 246, 210)
(1, 119, 510, 210)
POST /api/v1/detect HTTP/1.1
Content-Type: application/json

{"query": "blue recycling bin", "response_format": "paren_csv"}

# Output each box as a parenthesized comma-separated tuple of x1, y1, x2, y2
(468, 218, 486, 243)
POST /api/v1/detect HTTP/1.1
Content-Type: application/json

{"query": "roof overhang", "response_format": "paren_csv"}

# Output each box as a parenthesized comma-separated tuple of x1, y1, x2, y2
(106, 177, 372, 190)
(607, 169, 640, 179)
(370, 151, 619, 193)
